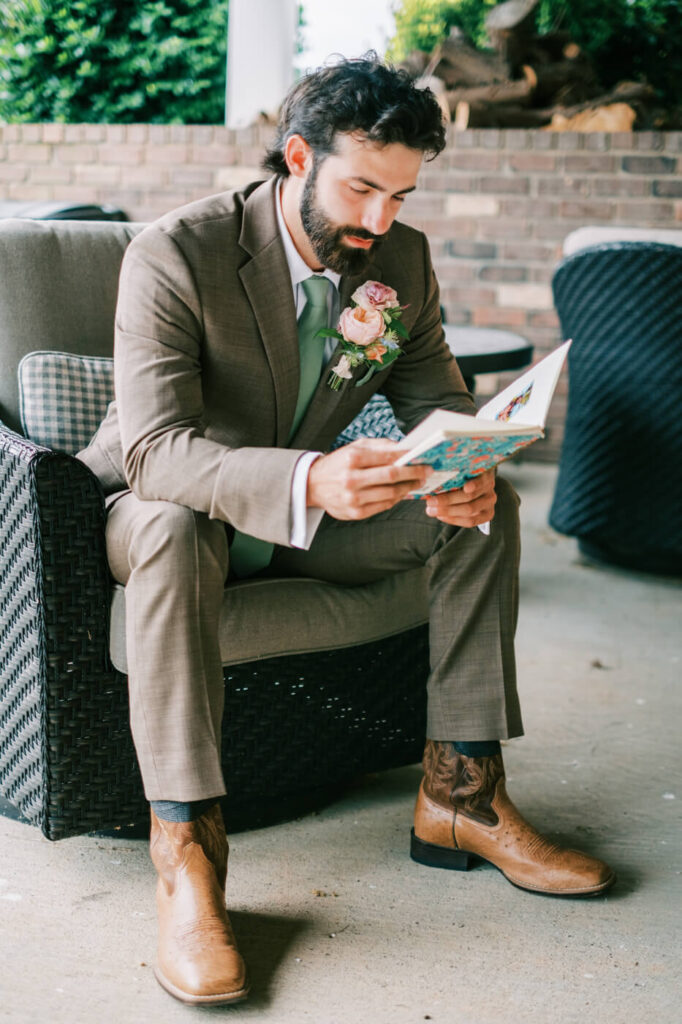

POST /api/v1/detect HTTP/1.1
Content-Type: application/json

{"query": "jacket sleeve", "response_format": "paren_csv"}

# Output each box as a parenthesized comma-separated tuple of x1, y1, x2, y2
(113, 225, 302, 547)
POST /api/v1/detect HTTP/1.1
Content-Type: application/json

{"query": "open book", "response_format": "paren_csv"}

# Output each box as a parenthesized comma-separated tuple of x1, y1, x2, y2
(395, 340, 571, 497)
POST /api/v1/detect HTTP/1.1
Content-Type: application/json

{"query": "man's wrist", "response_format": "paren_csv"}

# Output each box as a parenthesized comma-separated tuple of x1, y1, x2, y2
(305, 450, 325, 508)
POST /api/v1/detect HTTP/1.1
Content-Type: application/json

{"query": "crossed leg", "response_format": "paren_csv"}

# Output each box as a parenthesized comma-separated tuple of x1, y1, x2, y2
(267, 474, 523, 742)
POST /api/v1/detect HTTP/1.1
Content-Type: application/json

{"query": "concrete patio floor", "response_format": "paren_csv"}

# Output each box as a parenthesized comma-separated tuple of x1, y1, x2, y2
(1, 463, 680, 1024)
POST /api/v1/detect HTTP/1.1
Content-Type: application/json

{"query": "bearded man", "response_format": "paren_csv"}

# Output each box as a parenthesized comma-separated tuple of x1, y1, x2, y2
(78, 56, 615, 1006)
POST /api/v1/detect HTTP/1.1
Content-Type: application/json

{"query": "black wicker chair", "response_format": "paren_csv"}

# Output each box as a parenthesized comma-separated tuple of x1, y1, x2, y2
(550, 241, 682, 575)
(0, 219, 430, 840)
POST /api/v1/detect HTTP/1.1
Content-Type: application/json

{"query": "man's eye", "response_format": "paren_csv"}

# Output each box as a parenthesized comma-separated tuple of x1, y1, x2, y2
(349, 185, 370, 195)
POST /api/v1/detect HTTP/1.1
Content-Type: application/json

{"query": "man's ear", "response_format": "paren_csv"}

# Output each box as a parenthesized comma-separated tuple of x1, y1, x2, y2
(284, 134, 313, 179)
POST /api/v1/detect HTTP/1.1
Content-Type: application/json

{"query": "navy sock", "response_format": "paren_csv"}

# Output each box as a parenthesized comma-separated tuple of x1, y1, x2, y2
(151, 798, 219, 822)
(453, 740, 501, 757)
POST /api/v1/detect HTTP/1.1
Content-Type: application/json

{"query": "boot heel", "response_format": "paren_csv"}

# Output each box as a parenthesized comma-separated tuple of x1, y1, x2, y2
(410, 829, 472, 871)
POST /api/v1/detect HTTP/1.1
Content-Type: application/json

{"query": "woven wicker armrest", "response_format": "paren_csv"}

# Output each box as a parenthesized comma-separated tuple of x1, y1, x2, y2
(0, 427, 138, 838)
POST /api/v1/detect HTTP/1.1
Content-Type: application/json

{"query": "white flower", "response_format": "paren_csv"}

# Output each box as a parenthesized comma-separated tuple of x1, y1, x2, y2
(332, 354, 353, 379)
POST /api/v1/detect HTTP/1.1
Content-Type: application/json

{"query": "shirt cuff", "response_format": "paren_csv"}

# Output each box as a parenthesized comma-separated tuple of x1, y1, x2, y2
(291, 451, 324, 549)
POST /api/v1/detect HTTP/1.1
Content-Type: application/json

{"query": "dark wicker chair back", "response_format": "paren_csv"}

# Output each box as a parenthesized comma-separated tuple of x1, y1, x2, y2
(550, 241, 682, 574)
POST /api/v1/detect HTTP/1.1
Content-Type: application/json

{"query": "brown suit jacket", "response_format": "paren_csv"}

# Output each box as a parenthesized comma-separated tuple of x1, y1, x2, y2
(78, 177, 474, 547)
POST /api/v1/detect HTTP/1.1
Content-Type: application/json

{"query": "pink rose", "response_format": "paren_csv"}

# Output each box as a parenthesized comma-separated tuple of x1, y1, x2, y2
(338, 305, 385, 346)
(351, 280, 399, 312)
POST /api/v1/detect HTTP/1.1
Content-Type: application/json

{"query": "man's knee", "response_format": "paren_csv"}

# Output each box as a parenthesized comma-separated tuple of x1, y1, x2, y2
(138, 501, 227, 563)
(495, 474, 520, 512)
(109, 496, 228, 581)
(492, 474, 521, 543)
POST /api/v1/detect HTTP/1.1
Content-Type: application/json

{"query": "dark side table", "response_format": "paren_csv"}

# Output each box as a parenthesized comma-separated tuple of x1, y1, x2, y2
(444, 326, 534, 392)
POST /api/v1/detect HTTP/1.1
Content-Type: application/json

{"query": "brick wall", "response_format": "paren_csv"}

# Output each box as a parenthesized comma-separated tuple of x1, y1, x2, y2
(1, 122, 681, 460)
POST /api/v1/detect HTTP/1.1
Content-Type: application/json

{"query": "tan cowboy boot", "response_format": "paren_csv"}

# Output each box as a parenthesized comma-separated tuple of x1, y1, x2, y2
(150, 804, 249, 1004)
(411, 740, 616, 897)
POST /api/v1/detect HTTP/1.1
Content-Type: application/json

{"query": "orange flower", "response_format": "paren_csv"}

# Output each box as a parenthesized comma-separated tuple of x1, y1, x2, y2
(366, 342, 388, 362)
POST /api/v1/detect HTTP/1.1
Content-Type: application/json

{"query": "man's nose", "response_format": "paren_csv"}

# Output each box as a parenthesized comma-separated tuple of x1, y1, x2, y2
(360, 196, 394, 237)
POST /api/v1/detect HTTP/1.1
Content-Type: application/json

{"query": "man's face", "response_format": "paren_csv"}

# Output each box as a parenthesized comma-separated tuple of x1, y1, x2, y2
(299, 132, 422, 275)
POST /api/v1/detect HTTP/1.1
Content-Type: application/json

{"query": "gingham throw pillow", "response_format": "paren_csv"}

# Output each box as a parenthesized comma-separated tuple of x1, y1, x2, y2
(18, 351, 114, 455)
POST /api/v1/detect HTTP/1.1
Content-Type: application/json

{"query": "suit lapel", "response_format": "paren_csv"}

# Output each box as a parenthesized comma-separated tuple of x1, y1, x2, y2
(239, 182, 389, 449)
(238, 179, 300, 446)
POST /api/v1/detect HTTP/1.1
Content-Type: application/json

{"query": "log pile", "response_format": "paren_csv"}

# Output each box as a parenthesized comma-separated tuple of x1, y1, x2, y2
(403, 0, 675, 131)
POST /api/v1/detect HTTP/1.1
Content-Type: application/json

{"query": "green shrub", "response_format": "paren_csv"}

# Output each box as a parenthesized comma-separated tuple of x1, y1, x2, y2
(386, 0, 498, 61)
(0, 0, 230, 123)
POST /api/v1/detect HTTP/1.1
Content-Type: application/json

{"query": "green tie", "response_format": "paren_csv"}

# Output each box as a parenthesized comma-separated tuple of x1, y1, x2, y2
(230, 275, 331, 578)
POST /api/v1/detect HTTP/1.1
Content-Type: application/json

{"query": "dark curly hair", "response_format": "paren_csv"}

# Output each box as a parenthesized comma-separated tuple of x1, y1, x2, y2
(263, 54, 446, 176)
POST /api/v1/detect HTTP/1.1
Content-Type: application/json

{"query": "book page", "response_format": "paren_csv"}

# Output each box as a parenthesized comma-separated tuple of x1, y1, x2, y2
(476, 339, 571, 428)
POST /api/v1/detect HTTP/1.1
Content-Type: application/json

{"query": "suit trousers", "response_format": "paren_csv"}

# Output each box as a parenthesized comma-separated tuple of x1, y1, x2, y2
(105, 475, 523, 802)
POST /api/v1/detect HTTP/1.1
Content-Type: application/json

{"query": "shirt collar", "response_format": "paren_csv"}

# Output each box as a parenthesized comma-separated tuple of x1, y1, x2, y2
(276, 178, 341, 294)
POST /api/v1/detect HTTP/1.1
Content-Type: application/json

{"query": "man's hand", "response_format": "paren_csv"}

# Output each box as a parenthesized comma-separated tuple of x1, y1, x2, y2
(307, 438, 430, 520)
(424, 468, 497, 528)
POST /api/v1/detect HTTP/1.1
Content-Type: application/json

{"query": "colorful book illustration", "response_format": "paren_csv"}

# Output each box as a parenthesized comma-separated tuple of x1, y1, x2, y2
(395, 340, 571, 497)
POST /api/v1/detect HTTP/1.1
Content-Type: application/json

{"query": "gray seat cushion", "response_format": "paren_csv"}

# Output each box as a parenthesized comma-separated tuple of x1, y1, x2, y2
(109, 568, 429, 672)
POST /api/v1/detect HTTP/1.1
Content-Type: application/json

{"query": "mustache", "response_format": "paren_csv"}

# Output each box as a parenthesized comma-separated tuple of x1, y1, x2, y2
(341, 227, 385, 243)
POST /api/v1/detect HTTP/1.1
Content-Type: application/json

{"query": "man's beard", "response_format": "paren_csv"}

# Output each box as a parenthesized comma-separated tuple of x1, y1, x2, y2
(300, 162, 385, 276)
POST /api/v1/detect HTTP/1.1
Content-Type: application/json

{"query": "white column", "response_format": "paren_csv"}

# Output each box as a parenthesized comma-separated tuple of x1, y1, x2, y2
(226, 0, 296, 128)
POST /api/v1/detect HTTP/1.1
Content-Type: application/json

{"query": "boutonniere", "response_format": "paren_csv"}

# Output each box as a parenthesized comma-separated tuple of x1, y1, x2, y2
(316, 280, 409, 391)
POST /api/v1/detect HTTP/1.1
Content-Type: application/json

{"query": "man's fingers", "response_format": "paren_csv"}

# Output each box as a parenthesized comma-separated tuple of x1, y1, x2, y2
(461, 469, 496, 496)
(346, 464, 427, 492)
(343, 438, 404, 467)
(338, 441, 429, 487)
(312, 446, 496, 523)
(351, 480, 422, 507)
(433, 510, 494, 527)
(426, 471, 497, 508)
(425, 474, 497, 525)
(426, 491, 497, 524)
(426, 507, 495, 523)
(307, 439, 430, 516)
(427, 488, 496, 511)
